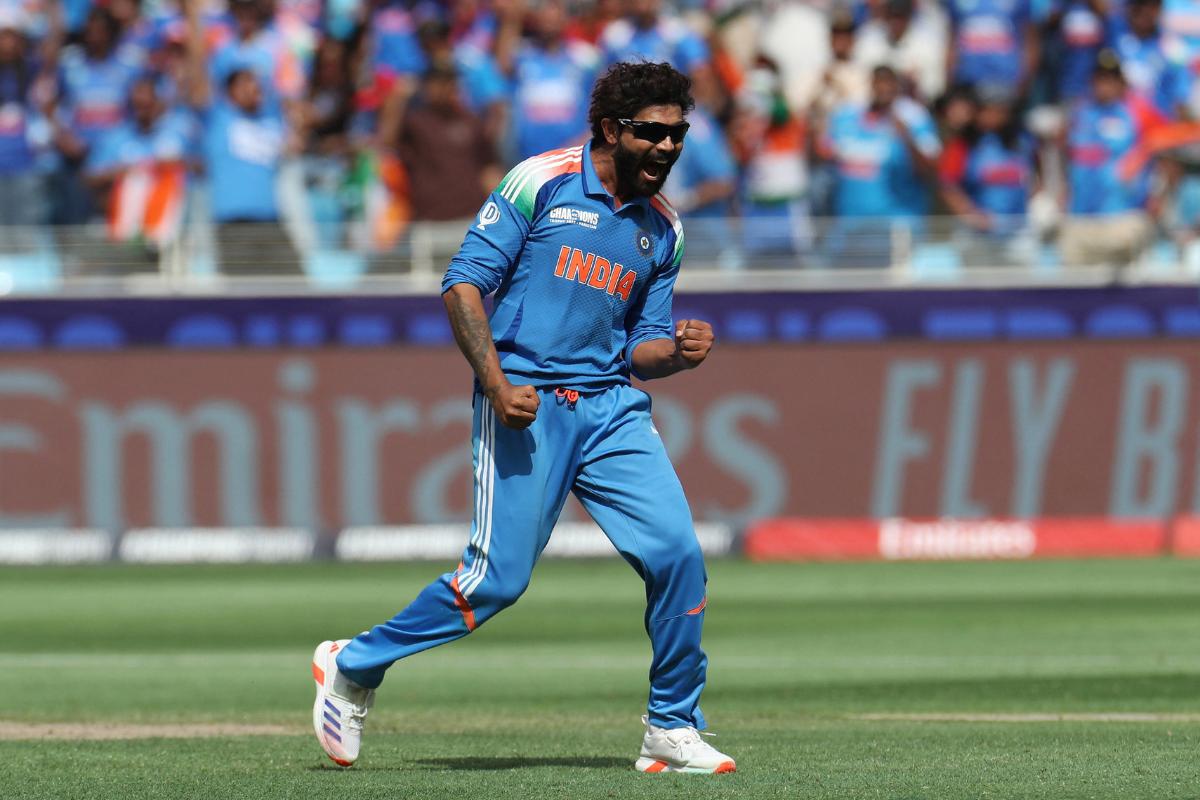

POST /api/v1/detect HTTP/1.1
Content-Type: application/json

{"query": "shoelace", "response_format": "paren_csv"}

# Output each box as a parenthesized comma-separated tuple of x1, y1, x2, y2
(345, 704, 368, 732)
(665, 726, 716, 753)
(341, 689, 374, 732)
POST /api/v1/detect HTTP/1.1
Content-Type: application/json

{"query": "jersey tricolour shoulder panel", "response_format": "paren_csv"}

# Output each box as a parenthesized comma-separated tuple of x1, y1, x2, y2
(496, 146, 585, 220)
(650, 192, 685, 269)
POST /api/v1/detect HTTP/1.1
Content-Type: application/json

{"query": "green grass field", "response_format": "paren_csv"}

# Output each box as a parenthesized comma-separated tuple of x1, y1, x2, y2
(1, 557, 1198, 799)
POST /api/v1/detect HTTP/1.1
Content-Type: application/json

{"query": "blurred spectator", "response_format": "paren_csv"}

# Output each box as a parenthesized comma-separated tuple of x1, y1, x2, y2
(565, 0, 621, 44)
(853, 0, 948, 103)
(810, 9, 870, 119)
(823, 64, 941, 219)
(208, 0, 306, 112)
(378, 17, 506, 145)
(110, 0, 160, 66)
(495, 0, 598, 161)
(1060, 50, 1165, 265)
(395, 60, 500, 222)
(152, 22, 193, 108)
(730, 57, 810, 259)
(758, 0, 831, 115)
(808, 10, 871, 216)
(663, 66, 737, 265)
(304, 34, 357, 155)
(187, 1, 301, 273)
(370, 0, 428, 82)
(1110, 0, 1193, 118)
(0, 0, 51, 42)
(150, 2, 237, 61)
(322, 0, 363, 41)
(51, 6, 145, 223)
(0, 5, 51, 241)
(0, 0, 1193, 278)
(1044, 0, 1108, 103)
(300, 34, 358, 246)
(83, 76, 192, 261)
(63, 0, 93, 37)
(85, 75, 192, 196)
(450, 0, 500, 52)
(280, 0, 326, 30)
(940, 84, 1038, 240)
(599, 0, 710, 74)
(946, 0, 1040, 98)
(1161, 0, 1200, 65)
(820, 65, 941, 265)
(936, 83, 980, 152)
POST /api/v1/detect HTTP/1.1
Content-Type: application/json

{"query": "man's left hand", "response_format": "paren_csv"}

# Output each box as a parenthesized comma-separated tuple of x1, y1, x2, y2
(674, 319, 714, 369)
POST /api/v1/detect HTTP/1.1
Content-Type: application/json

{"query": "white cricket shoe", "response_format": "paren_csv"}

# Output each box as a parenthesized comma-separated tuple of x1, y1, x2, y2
(634, 715, 737, 774)
(311, 639, 374, 767)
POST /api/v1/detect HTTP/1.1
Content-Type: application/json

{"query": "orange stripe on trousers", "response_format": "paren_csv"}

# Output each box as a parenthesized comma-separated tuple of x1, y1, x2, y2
(450, 571, 477, 631)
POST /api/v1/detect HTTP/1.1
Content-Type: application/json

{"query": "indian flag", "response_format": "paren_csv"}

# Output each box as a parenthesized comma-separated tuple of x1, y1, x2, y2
(108, 162, 188, 247)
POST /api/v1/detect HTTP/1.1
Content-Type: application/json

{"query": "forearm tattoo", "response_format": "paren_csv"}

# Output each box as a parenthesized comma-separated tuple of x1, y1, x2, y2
(446, 292, 499, 396)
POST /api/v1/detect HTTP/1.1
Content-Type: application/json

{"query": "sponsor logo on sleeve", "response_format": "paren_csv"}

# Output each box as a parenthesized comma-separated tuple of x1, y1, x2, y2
(477, 201, 501, 230)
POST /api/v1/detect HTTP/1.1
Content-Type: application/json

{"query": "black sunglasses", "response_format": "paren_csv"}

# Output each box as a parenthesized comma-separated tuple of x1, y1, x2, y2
(617, 118, 690, 144)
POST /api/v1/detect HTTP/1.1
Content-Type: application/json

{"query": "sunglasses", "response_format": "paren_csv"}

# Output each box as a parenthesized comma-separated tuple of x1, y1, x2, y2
(617, 118, 690, 144)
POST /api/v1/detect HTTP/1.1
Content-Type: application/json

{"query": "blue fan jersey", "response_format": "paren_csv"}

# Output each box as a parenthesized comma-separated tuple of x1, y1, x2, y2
(441, 141, 685, 390)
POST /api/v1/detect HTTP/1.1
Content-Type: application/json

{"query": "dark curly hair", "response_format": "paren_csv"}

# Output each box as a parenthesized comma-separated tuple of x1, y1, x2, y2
(588, 61, 695, 143)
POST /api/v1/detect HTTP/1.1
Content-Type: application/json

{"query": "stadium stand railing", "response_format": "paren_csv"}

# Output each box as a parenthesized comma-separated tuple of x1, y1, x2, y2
(1, 215, 1199, 296)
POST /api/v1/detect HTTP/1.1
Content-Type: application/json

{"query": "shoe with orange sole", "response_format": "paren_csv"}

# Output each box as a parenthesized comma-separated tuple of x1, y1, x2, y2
(634, 715, 737, 774)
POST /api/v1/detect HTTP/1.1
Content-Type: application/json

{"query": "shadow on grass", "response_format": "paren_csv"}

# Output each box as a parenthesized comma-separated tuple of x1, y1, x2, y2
(414, 756, 628, 771)
(307, 756, 628, 773)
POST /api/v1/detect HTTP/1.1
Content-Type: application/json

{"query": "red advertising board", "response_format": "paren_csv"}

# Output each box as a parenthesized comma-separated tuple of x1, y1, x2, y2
(744, 518, 1168, 561)
(6, 341, 1200, 530)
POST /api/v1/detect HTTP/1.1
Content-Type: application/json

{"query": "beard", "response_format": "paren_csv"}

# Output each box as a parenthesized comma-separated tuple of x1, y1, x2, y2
(613, 141, 677, 199)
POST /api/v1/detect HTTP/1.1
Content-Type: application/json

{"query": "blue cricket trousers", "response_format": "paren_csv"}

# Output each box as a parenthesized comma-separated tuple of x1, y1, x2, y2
(337, 383, 710, 730)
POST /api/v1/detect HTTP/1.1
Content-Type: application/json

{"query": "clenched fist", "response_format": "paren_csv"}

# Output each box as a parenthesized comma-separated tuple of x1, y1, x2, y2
(674, 319, 714, 369)
(489, 382, 540, 429)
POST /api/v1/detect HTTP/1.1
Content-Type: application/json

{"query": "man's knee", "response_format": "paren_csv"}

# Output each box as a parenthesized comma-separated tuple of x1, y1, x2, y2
(645, 528, 706, 585)
(469, 575, 530, 612)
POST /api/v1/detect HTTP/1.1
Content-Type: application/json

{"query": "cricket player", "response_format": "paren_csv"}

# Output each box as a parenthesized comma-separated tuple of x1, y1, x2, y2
(311, 60, 735, 775)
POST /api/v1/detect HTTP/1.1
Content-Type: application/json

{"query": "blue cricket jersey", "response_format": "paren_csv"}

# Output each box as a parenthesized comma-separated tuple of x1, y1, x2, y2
(1110, 19, 1194, 117)
(441, 142, 685, 390)
(201, 101, 286, 222)
(1067, 95, 1162, 214)
(948, 0, 1032, 89)
(599, 17, 710, 72)
(1052, 0, 1107, 101)
(509, 41, 598, 160)
(824, 98, 941, 219)
(85, 108, 195, 176)
(57, 45, 145, 149)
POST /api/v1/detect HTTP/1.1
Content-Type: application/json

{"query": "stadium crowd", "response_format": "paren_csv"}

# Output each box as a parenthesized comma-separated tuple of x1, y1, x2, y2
(3, 0, 1200, 272)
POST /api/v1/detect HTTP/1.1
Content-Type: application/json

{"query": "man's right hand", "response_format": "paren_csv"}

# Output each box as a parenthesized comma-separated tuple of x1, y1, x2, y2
(488, 382, 540, 429)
